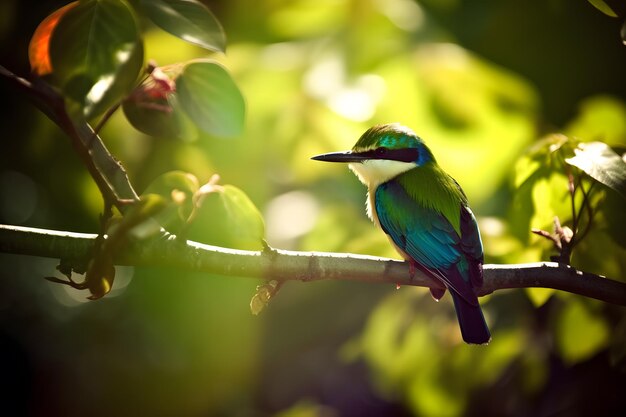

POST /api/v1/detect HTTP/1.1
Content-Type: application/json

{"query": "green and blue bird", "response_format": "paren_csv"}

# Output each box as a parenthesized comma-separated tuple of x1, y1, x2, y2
(312, 123, 491, 344)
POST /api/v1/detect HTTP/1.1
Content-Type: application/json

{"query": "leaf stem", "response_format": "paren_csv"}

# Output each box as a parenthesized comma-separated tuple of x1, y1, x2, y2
(568, 169, 578, 236)
(572, 180, 596, 247)
(93, 101, 121, 136)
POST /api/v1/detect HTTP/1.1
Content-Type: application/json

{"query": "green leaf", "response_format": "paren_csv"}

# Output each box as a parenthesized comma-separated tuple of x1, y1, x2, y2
(514, 155, 542, 189)
(509, 164, 551, 242)
(49, 0, 143, 119)
(219, 185, 265, 247)
(565, 141, 626, 199)
(107, 193, 170, 239)
(143, 171, 199, 199)
(176, 60, 245, 137)
(168, 93, 199, 141)
(587, 0, 618, 17)
(141, 171, 199, 233)
(513, 134, 570, 189)
(141, 0, 226, 52)
(555, 300, 610, 365)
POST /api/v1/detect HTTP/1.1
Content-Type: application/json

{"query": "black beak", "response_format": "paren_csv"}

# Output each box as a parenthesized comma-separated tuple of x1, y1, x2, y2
(311, 151, 369, 163)
(313, 147, 421, 164)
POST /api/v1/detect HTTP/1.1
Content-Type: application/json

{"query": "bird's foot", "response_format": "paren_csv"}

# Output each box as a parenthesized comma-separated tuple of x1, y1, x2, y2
(408, 261, 417, 280)
(397, 261, 419, 290)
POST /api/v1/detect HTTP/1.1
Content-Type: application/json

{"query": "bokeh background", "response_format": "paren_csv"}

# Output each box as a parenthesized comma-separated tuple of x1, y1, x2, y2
(1, 0, 626, 416)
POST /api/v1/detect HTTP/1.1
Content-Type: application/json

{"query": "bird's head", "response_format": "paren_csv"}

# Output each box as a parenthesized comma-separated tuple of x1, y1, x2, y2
(312, 123, 435, 188)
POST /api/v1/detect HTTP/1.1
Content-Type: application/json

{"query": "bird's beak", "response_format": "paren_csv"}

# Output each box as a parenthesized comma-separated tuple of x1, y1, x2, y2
(311, 150, 369, 163)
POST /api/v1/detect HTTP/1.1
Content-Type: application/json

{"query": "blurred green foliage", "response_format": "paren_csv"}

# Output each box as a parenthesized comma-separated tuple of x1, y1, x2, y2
(1, 0, 626, 416)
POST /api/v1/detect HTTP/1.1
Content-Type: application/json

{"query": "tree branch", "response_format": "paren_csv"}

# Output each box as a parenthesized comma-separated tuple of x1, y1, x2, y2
(0, 65, 138, 208)
(1, 224, 625, 306)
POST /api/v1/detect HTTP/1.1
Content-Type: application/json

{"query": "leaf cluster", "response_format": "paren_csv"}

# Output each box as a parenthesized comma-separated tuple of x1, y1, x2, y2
(28, 0, 244, 139)
(511, 133, 626, 263)
(17, 0, 256, 299)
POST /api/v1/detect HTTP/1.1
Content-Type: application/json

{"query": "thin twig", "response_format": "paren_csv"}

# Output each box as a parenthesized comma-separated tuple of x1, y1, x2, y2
(568, 169, 578, 235)
(92, 66, 154, 136)
(572, 180, 596, 248)
(93, 101, 121, 136)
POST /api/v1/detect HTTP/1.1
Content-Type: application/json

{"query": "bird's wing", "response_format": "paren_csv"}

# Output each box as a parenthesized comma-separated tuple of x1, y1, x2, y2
(375, 180, 479, 305)
(459, 205, 484, 288)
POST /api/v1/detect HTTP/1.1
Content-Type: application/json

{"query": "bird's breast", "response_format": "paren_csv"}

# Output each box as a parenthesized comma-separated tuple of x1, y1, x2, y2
(368, 186, 413, 261)
(350, 159, 415, 225)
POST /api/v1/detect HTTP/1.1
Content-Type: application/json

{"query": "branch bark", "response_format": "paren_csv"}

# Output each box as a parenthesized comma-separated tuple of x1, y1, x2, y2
(2, 224, 625, 306)
(0, 65, 138, 207)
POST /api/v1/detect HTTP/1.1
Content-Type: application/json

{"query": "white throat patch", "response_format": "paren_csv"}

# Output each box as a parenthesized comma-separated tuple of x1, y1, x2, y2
(348, 159, 415, 189)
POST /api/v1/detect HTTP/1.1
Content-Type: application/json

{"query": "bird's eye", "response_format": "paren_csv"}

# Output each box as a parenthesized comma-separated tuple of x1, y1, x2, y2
(375, 147, 387, 156)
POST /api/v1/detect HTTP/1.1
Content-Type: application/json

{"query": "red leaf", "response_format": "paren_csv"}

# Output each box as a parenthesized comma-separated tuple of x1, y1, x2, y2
(28, 2, 78, 76)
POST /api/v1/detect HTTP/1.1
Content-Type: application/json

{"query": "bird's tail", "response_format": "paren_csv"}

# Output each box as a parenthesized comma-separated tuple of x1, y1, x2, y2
(450, 292, 491, 345)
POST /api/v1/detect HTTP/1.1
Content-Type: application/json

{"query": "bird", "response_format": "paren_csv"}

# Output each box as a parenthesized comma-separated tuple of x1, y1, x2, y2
(312, 123, 491, 344)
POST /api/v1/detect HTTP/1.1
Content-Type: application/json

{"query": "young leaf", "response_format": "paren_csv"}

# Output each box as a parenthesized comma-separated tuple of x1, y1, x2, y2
(176, 60, 245, 137)
(510, 137, 558, 242)
(514, 134, 570, 188)
(141, 0, 226, 52)
(28, 2, 79, 76)
(108, 193, 169, 239)
(220, 185, 265, 248)
(587, 0, 618, 17)
(168, 93, 199, 141)
(48, 0, 144, 119)
(565, 141, 626, 200)
(514, 154, 543, 189)
(141, 171, 199, 233)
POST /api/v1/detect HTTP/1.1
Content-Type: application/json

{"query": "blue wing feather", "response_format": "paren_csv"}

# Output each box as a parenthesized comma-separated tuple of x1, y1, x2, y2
(375, 179, 490, 344)
(374, 180, 481, 305)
